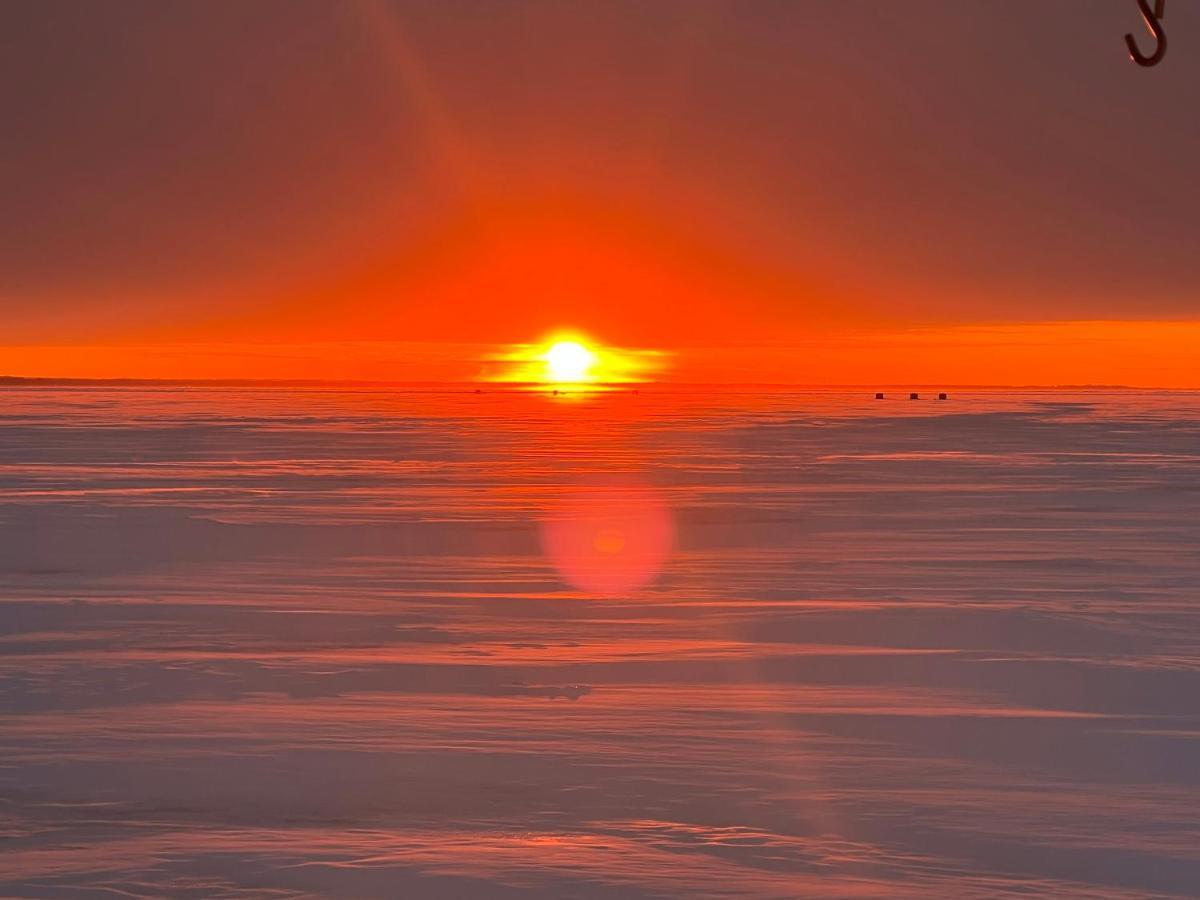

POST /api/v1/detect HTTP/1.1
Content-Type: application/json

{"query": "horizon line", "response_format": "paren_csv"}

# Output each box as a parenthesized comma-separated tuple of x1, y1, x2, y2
(2, 376, 1194, 391)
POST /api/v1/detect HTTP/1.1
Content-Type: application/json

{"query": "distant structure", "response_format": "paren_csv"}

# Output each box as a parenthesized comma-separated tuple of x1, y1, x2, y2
(875, 392, 885, 400)
(909, 392, 919, 400)
(938, 392, 948, 400)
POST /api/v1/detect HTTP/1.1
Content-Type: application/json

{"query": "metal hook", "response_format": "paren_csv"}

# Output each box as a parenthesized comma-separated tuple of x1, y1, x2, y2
(1126, 0, 1167, 67)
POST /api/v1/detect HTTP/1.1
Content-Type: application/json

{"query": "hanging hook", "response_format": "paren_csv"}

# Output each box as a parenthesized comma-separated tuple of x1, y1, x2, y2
(1126, 0, 1167, 67)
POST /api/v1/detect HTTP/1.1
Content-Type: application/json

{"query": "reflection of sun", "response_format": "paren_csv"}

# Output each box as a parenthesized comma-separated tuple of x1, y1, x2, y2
(544, 341, 596, 383)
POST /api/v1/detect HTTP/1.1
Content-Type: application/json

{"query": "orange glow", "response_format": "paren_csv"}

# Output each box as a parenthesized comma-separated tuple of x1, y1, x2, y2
(6, 193, 1197, 388)
(3, 320, 1200, 387)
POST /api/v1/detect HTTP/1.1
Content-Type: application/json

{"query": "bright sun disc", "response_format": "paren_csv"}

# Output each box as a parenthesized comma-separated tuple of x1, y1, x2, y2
(545, 341, 596, 383)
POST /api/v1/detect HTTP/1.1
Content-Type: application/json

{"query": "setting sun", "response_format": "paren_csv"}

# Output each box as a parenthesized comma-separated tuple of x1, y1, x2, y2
(544, 341, 596, 383)
(485, 332, 667, 386)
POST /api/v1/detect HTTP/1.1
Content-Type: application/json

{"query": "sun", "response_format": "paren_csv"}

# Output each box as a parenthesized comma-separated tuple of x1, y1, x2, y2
(544, 340, 597, 383)
(485, 332, 664, 386)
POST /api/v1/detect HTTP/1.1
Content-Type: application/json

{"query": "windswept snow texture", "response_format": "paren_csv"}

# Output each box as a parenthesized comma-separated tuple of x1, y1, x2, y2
(1, 386, 1199, 898)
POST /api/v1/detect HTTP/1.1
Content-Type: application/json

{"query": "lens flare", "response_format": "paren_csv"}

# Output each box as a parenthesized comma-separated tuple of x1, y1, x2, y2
(540, 484, 673, 596)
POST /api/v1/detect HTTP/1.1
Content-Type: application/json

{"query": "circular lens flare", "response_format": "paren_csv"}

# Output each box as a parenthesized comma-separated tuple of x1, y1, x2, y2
(540, 485, 673, 596)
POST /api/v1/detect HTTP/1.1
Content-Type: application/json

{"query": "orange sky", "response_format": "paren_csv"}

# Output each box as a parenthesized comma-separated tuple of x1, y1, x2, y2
(2, 2, 1198, 385)
(4, 320, 1198, 388)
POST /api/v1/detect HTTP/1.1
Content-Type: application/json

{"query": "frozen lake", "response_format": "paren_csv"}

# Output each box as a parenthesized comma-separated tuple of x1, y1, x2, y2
(2, 385, 1199, 897)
